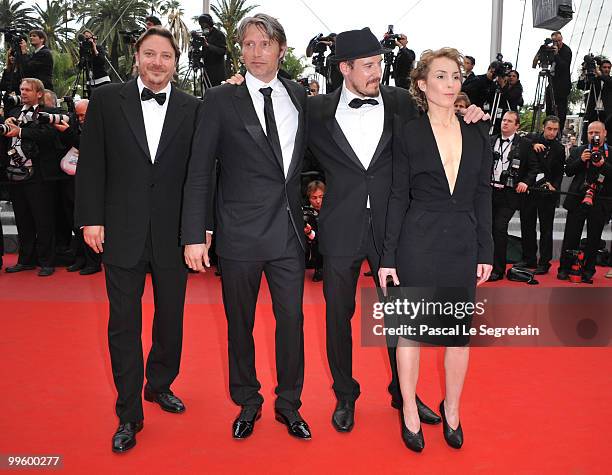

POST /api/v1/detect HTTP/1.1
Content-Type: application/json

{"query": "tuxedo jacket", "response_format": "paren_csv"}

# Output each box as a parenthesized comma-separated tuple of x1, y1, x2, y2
(526, 133, 566, 191)
(19, 46, 54, 91)
(563, 143, 612, 211)
(181, 77, 308, 260)
(75, 80, 201, 268)
(306, 85, 419, 257)
(490, 133, 539, 187)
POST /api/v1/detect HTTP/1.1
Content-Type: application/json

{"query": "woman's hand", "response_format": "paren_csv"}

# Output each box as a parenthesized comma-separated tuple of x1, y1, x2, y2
(477, 263, 493, 286)
(378, 267, 400, 296)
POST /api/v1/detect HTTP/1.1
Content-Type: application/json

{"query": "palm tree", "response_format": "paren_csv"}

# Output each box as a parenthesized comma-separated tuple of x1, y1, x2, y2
(210, 0, 258, 74)
(0, 0, 36, 48)
(32, 0, 76, 51)
(73, 0, 149, 78)
(160, 0, 190, 52)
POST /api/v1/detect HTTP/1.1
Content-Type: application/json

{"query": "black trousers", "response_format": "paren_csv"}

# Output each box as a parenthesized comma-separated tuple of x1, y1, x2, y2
(545, 89, 569, 133)
(492, 188, 521, 275)
(104, 230, 187, 423)
(322, 210, 401, 403)
(306, 237, 323, 270)
(219, 217, 305, 411)
(9, 180, 56, 267)
(559, 202, 612, 274)
(520, 191, 557, 267)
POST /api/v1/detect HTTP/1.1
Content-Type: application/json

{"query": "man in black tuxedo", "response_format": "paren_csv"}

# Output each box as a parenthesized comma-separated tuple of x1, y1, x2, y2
(489, 111, 539, 280)
(18, 30, 54, 91)
(182, 13, 311, 440)
(392, 34, 415, 90)
(75, 27, 202, 453)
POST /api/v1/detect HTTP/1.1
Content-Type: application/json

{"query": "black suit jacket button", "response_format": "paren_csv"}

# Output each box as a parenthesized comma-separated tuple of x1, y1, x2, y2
(451, 199, 457, 204)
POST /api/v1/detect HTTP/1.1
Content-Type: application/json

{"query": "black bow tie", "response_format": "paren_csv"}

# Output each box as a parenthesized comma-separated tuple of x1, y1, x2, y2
(141, 87, 166, 105)
(349, 98, 379, 109)
(501, 138, 510, 143)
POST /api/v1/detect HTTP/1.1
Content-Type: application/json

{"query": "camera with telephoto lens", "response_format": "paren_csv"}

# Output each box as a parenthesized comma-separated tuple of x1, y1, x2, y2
(381, 25, 400, 50)
(308, 33, 336, 76)
(0, 123, 13, 135)
(119, 28, 144, 44)
(2, 94, 21, 110)
(302, 206, 318, 228)
(536, 38, 556, 69)
(491, 53, 513, 79)
(589, 134, 602, 164)
(77, 34, 94, 62)
(37, 112, 70, 125)
(0, 26, 27, 57)
(296, 77, 310, 95)
(582, 54, 605, 82)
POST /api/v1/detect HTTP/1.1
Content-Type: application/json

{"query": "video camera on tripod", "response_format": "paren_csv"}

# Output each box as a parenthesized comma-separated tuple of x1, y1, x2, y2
(381, 25, 401, 50)
(119, 28, 144, 45)
(535, 38, 556, 70)
(490, 53, 513, 79)
(308, 33, 335, 77)
(0, 26, 27, 56)
(77, 33, 96, 66)
(581, 53, 605, 82)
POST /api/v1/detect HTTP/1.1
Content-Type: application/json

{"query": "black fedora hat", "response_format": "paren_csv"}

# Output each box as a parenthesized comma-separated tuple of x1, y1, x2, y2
(330, 27, 391, 63)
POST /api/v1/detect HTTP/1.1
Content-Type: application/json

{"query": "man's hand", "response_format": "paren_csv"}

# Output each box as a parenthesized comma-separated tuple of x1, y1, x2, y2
(593, 156, 605, 168)
(477, 264, 493, 286)
(83, 225, 104, 253)
(516, 182, 528, 193)
(4, 122, 20, 138)
(304, 223, 313, 236)
(462, 104, 489, 123)
(53, 120, 70, 132)
(533, 143, 546, 153)
(184, 241, 210, 272)
(378, 267, 400, 296)
(545, 182, 556, 191)
(4, 117, 17, 126)
(224, 73, 245, 86)
(581, 149, 591, 162)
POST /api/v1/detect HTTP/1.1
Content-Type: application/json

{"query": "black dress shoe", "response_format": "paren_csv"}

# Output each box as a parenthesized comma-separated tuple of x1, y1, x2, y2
(144, 389, 185, 413)
(581, 273, 594, 284)
(488, 272, 503, 282)
(112, 421, 143, 453)
(513, 261, 537, 269)
(416, 395, 441, 424)
(557, 269, 569, 280)
(331, 400, 355, 432)
(232, 406, 262, 439)
(38, 267, 55, 277)
(5, 263, 36, 273)
(274, 409, 311, 439)
(79, 266, 101, 275)
(67, 261, 85, 272)
(534, 265, 550, 275)
(439, 401, 463, 449)
(400, 411, 424, 452)
(312, 269, 323, 282)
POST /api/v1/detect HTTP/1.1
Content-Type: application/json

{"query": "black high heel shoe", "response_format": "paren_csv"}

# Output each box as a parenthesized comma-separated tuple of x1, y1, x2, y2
(400, 410, 424, 452)
(439, 401, 463, 449)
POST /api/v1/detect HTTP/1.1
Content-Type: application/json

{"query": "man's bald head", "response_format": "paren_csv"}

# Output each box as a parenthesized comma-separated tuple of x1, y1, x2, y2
(75, 99, 89, 125)
(587, 120, 607, 142)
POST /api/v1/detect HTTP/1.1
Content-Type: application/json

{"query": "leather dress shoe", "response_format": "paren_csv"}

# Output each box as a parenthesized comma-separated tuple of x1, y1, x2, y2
(274, 409, 311, 439)
(534, 264, 550, 275)
(5, 263, 36, 273)
(67, 261, 85, 272)
(331, 400, 355, 432)
(439, 401, 463, 449)
(112, 421, 143, 453)
(144, 389, 185, 413)
(392, 395, 441, 425)
(232, 406, 262, 439)
(581, 273, 594, 284)
(400, 411, 424, 452)
(79, 266, 101, 275)
(312, 269, 323, 282)
(488, 272, 503, 282)
(557, 269, 569, 280)
(38, 267, 55, 277)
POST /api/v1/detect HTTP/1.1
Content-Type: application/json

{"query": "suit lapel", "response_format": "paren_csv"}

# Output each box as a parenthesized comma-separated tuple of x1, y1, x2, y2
(119, 80, 150, 162)
(324, 88, 365, 171)
(279, 76, 304, 182)
(368, 85, 393, 169)
(233, 83, 282, 172)
(154, 84, 188, 162)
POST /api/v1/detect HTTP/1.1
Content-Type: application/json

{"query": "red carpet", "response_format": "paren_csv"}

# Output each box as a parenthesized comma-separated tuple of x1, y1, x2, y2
(0, 253, 610, 473)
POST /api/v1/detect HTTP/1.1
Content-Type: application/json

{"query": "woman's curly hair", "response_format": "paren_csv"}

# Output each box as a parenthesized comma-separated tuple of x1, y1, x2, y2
(409, 47, 465, 112)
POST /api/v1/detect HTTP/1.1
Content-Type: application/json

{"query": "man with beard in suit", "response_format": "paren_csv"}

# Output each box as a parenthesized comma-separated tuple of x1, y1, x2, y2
(75, 27, 202, 453)
(182, 13, 311, 441)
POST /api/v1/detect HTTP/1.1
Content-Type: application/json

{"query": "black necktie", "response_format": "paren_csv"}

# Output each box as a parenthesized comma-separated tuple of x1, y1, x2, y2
(259, 87, 284, 171)
(349, 98, 379, 109)
(141, 87, 166, 105)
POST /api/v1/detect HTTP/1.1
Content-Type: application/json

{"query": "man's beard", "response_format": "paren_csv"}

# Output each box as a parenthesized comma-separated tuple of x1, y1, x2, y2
(356, 81, 380, 98)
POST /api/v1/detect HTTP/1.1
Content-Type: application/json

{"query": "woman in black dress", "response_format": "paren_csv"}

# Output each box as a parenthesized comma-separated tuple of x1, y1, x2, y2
(379, 48, 493, 452)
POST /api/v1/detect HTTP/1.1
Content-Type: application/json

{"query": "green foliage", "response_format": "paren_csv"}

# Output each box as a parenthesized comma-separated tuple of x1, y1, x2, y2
(51, 49, 77, 97)
(281, 48, 306, 80)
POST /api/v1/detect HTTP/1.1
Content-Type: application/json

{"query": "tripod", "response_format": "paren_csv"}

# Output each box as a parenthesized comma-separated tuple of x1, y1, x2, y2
(488, 83, 504, 135)
(70, 56, 95, 99)
(381, 50, 395, 86)
(530, 68, 555, 133)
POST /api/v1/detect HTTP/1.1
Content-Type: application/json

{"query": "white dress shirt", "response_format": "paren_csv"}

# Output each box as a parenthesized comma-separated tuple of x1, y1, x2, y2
(335, 83, 384, 207)
(137, 77, 171, 162)
(492, 133, 515, 184)
(245, 71, 298, 177)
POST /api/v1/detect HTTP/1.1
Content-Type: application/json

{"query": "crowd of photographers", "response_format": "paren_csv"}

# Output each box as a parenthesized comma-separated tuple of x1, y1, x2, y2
(0, 24, 611, 283)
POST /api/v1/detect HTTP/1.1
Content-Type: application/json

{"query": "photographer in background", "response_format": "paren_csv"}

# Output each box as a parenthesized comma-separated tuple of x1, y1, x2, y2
(519, 116, 565, 274)
(303, 180, 325, 282)
(461, 61, 496, 109)
(191, 13, 227, 87)
(309, 79, 320, 96)
(2, 78, 62, 276)
(498, 69, 524, 111)
(78, 29, 111, 90)
(463, 55, 476, 86)
(145, 16, 162, 29)
(578, 57, 612, 143)
(558, 121, 612, 282)
(489, 111, 539, 281)
(1, 49, 21, 110)
(17, 30, 54, 91)
(307, 33, 341, 92)
(392, 34, 415, 90)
